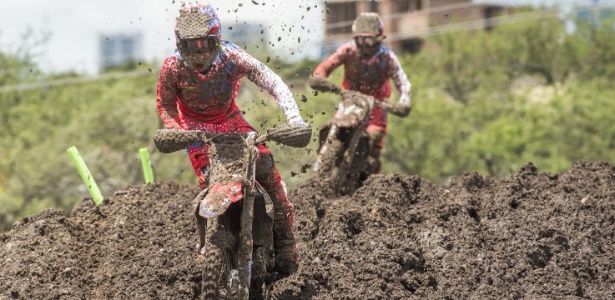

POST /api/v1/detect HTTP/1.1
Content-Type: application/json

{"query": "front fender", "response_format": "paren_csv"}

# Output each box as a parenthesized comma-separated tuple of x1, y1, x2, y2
(197, 181, 244, 219)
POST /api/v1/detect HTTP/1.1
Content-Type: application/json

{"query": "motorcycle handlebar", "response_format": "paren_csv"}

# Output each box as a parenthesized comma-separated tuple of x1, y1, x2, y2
(153, 124, 312, 154)
(308, 75, 342, 95)
(153, 129, 205, 153)
(309, 76, 410, 118)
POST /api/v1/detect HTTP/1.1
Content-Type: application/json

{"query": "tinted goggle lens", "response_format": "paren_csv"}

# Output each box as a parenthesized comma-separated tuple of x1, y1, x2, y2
(182, 36, 219, 55)
(354, 36, 377, 47)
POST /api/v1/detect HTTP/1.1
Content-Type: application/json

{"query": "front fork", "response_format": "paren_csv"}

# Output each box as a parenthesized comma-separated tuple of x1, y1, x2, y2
(313, 124, 339, 172)
(234, 137, 259, 299)
(193, 141, 258, 300)
(193, 189, 254, 300)
(236, 180, 255, 299)
(194, 188, 209, 256)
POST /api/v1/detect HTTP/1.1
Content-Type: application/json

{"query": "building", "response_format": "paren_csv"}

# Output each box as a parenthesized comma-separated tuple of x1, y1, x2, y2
(323, 0, 516, 55)
(98, 33, 143, 70)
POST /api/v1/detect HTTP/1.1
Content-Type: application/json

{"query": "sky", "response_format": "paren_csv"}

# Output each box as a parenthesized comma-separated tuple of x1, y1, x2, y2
(0, 0, 600, 75)
(0, 0, 325, 74)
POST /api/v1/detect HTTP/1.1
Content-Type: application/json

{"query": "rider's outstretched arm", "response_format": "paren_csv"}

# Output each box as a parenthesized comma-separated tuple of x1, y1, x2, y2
(156, 58, 184, 130)
(312, 43, 350, 79)
(310, 43, 352, 94)
(385, 51, 412, 117)
(238, 50, 304, 125)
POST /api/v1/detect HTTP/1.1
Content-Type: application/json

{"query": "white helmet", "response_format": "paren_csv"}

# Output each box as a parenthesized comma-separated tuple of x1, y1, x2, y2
(352, 12, 385, 58)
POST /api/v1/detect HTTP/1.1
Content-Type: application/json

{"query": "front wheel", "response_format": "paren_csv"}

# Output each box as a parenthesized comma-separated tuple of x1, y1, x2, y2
(338, 135, 370, 195)
(200, 217, 233, 299)
(316, 138, 344, 179)
(247, 244, 270, 299)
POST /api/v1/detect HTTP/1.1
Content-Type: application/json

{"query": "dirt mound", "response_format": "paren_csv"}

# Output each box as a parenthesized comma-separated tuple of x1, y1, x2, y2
(1, 161, 614, 299)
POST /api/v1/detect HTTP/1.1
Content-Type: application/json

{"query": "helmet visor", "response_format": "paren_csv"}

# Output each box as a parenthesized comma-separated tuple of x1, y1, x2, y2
(180, 36, 220, 56)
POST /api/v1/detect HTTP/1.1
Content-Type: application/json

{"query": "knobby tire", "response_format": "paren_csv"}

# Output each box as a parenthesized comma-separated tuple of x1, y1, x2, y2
(201, 218, 232, 300)
(317, 139, 344, 180)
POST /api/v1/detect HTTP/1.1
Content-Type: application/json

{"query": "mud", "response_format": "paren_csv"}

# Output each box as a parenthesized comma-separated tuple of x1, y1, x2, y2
(308, 75, 341, 95)
(1, 161, 614, 299)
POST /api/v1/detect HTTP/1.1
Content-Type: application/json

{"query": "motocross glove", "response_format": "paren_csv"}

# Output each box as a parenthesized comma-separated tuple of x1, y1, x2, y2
(267, 121, 312, 148)
(381, 102, 412, 118)
(398, 93, 411, 106)
(308, 75, 341, 94)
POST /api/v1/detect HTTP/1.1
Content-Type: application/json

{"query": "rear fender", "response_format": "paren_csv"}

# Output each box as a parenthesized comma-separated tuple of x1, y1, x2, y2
(198, 181, 244, 219)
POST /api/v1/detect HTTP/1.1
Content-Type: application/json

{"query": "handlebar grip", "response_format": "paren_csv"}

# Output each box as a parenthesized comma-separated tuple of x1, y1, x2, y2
(377, 102, 411, 117)
(308, 75, 341, 94)
(267, 124, 312, 148)
(153, 129, 205, 153)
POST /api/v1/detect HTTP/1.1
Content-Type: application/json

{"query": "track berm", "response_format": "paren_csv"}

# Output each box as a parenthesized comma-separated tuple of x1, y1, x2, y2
(1, 161, 613, 299)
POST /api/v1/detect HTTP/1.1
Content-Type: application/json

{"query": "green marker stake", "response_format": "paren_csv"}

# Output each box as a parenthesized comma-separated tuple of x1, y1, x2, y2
(67, 146, 103, 205)
(139, 148, 154, 184)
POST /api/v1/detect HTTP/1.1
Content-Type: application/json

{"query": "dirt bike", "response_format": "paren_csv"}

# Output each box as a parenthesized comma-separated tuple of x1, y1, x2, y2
(153, 124, 311, 300)
(309, 76, 410, 195)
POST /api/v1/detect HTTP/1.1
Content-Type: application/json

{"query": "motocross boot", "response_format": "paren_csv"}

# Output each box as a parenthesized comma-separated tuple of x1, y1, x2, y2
(255, 154, 299, 277)
(271, 203, 298, 275)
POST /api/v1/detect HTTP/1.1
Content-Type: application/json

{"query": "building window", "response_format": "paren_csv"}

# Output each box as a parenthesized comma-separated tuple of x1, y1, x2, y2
(99, 34, 142, 69)
(396, 0, 410, 13)
(395, 0, 422, 13)
(327, 2, 357, 34)
(121, 38, 134, 58)
(369, 0, 379, 13)
(484, 6, 504, 31)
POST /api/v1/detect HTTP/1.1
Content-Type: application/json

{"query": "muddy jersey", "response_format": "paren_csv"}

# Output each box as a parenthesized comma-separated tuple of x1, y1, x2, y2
(156, 40, 301, 132)
(157, 40, 302, 178)
(313, 42, 411, 127)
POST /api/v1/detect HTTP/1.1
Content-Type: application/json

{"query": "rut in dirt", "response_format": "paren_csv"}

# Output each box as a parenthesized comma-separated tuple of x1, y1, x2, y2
(1, 161, 613, 299)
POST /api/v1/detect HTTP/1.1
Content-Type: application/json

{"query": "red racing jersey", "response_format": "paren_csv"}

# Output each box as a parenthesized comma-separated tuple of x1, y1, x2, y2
(157, 40, 301, 133)
(157, 41, 303, 173)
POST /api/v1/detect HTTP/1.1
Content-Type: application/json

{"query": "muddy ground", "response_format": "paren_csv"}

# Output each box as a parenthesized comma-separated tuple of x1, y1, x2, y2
(1, 161, 613, 299)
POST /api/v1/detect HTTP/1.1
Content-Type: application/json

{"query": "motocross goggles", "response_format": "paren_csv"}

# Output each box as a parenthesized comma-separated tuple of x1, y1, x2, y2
(179, 35, 220, 56)
(354, 35, 379, 48)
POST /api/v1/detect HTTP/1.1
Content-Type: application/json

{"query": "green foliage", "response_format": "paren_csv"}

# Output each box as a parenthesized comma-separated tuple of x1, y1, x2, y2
(384, 79, 615, 182)
(572, 15, 615, 80)
(0, 28, 48, 86)
(383, 15, 615, 182)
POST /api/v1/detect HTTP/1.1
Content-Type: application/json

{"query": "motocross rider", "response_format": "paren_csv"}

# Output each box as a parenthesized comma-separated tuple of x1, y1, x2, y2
(156, 2, 309, 277)
(310, 12, 412, 175)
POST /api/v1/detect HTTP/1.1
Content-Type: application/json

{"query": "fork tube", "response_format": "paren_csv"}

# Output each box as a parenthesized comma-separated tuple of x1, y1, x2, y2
(321, 124, 339, 156)
(338, 99, 373, 180)
(341, 126, 363, 170)
(313, 124, 339, 172)
(237, 145, 257, 299)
